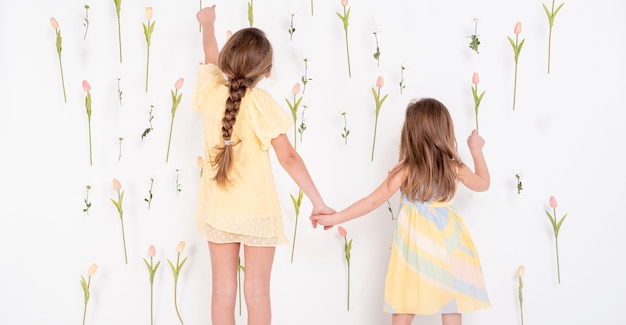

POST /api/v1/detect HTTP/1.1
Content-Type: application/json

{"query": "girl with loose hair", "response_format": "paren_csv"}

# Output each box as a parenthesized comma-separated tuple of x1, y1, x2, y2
(194, 6, 333, 325)
(312, 98, 491, 325)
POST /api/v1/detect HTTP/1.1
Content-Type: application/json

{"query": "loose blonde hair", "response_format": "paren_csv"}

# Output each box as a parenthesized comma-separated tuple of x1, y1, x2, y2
(211, 27, 273, 188)
(389, 98, 463, 202)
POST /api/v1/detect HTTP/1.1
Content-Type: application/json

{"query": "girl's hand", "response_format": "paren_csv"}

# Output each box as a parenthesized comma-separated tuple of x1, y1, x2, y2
(467, 129, 485, 152)
(310, 205, 335, 230)
(196, 5, 216, 26)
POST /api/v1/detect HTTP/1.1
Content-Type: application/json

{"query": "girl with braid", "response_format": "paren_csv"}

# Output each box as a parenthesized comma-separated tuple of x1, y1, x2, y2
(194, 6, 334, 325)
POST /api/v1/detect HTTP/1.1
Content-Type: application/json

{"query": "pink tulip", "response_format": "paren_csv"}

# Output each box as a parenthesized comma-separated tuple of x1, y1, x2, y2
(148, 245, 156, 257)
(176, 241, 186, 253)
(338, 226, 347, 238)
(82, 80, 91, 92)
(174, 78, 184, 90)
(50, 17, 59, 30)
(226, 30, 233, 39)
(549, 196, 558, 208)
(376, 76, 384, 88)
(292, 82, 301, 95)
(88, 264, 98, 276)
(514, 22, 522, 35)
(112, 179, 122, 191)
(472, 72, 480, 85)
(145, 7, 153, 20)
(341, 0, 348, 7)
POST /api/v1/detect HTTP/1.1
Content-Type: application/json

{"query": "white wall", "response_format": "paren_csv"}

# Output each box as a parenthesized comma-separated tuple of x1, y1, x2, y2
(1, 1, 625, 324)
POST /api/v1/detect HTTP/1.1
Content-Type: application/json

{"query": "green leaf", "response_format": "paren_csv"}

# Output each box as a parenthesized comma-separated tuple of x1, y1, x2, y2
(167, 259, 176, 273)
(545, 211, 557, 229)
(555, 213, 568, 235)
(154, 261, 161, 272)
(179, 256, 189, 270)
(554, 3, 565, 18)
(477, 91, 486, 103)
(507, 36, 516, 50)
(542, 4, 551, 18)
(143, 258, 151, 271)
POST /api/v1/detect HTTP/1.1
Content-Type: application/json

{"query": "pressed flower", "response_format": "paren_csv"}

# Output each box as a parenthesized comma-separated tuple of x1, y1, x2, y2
(370, 76, 389, 161)
(543, 1, 565, 74)
(143, 7, 156, 93)
(50, 17, 66, 103)
(50, 17, 59, 29)
(338, 226, 347, 237)
(341, 112, 350, 145)
(80, 263, 97, 325)
(176, 241, 186, 253)
(545, 196, 567, 283)
(517, 265, 525, 325)
(549, 195, 557, 208)
(507, 22, 525, 110)
(514, 21, 522, 35)
(144, 178, 154, 209)
(88, 264, 98, 276)
(468, 18, 481, 54)
(285, 82, 303, 150)
(110, 178, 128, 264)
(338, 226, 352, 311)
(290, 189, 304, 263)
(144, 245, 161, 325)
(113, 179, 121, 191)
(336, 0, 352, 77)
(175, 77, 184, 90)
(166, 78, 184, 163)
(82, 80, 93, 165)
(168, 241, 189, 324)
(470, 72, 485, 132)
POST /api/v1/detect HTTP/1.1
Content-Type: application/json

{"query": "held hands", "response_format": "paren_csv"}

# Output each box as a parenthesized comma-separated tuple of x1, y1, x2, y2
(196, 4, 216, 27)
(310, 205, 336, 230)
(310, 212, 338, 230)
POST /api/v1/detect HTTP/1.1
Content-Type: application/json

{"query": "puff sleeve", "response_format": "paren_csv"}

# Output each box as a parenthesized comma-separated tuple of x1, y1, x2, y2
(192, 64, 226, 114)
(246, 89, 293, 150)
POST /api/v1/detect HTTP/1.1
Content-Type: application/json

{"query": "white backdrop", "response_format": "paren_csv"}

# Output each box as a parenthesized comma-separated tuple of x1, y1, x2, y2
(1, 1, 625, 325)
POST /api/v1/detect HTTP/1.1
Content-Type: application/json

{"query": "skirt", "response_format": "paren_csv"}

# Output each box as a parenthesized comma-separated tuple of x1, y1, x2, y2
(383, 200, 490, 314)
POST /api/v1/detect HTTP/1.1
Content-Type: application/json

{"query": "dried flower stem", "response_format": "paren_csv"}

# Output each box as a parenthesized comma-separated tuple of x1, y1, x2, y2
(117, 78, 123, 107)
(372, 31, 380, 67)
(175, 169, 182, 193)
(142, 105, 154, 140)
(469, 19, 480, 54)
(298, 106, 307, 143)
(288, 14, 296, 40)
(83, 185, 92, 215)
(301, 58, 312, 94)
(399, 65, 406, 94)
(144, 178, 154, 209)
(83, 5, 90, 40)
(117, 137, 123, 161)
(341, 112, 350, 145)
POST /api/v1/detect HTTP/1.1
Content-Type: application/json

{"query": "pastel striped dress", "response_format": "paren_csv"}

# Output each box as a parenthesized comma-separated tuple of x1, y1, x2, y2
(383, 198, 490, 315)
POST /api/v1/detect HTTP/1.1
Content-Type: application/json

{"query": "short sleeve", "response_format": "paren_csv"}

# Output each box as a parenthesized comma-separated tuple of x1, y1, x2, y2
(192, 64, 226, 114)
(247, 89, 293, 150)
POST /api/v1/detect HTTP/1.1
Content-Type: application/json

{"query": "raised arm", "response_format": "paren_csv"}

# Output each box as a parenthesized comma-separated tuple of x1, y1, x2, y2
(271, 134, 333, 216)
(458, 129, 490, 192)
(196, 5, 218, 65)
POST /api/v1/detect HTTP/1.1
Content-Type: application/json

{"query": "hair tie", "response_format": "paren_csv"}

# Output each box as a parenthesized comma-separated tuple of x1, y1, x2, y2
(224, 140, 232, 146)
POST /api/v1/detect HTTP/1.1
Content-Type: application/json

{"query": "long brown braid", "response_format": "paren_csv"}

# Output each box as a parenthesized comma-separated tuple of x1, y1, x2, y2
(211, 27, 273, 187)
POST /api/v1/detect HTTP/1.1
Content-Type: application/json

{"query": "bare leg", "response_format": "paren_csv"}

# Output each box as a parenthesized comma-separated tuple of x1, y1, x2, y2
(243, 245, 276, 325)
(442, 313, 462, 325)
(391, 314, 415, 325)
(208, 241, 240, 325)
